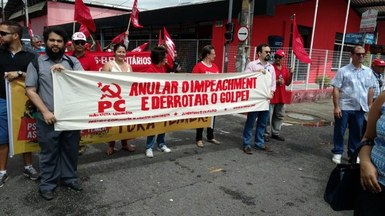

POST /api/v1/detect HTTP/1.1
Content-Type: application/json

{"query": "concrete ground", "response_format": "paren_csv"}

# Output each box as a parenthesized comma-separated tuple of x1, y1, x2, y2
(0, 99, 354, 216)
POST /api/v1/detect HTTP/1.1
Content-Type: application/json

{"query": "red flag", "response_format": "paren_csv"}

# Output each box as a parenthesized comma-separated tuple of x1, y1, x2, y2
(79, 24, 90, 38)
(130, 0, 143, 28)
(132, 42, 149, 52)
(111, 32, 126, 44)
(292, 16, 311, 63)
(158, 29, 163, 46)
(27, 21, 34, 39)
(163, 27, 175, 60)
(74, 0, 96, 32)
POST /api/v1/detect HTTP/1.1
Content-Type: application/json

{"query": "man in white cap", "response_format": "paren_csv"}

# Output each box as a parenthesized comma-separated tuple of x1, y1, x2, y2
(265, 49, 293, 142)
(71, 32, 94, 71)
(71, 32, 94, 155)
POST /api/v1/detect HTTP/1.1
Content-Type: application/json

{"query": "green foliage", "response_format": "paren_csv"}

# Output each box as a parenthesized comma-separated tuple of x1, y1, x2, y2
(315, 75, 331, 85)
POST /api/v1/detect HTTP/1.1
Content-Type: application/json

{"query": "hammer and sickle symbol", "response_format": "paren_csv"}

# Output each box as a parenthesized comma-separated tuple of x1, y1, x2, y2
(99, 83, 122, 100)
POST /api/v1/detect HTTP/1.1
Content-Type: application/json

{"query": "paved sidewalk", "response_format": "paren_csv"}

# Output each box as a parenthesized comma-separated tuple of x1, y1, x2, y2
(285, 99, 334, 124)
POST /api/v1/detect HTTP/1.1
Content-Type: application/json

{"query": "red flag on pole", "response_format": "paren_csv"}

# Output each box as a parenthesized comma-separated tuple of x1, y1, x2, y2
(111, 32, 126, 44)
(132, 42, 149, 52)
(74, 0, 96, 32)
(130, 0, 143, 28)
(79, 24, 90, 38)
(27, 21, 34, 39)
(163, 27, 176, 60)
(292, 16, 311, 64)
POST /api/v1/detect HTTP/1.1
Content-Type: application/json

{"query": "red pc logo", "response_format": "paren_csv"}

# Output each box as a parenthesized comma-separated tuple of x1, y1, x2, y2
(97, 82, 126, 113)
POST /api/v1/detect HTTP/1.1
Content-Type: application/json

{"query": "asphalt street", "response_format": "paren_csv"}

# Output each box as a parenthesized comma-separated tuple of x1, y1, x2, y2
(0, 99, 353, 216)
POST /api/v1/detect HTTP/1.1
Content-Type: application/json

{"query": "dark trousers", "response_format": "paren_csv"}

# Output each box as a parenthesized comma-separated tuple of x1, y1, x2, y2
(37, 118, 80, 191)
(196, 117, 216, 141)
(354, 184, 385, 216)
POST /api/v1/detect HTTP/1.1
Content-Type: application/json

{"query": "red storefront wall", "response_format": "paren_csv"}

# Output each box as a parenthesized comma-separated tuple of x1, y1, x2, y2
(212, 0, 362, 73)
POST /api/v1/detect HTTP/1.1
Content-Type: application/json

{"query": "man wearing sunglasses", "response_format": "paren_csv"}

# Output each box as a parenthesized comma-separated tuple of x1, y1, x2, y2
(71, 32, 95, 155)
(331, 45, 375, 164)
(71, 32, 94, 71)
(0, 21, 40, 188)
(265, 50, 293, 142)
(242, 43, 276, 154)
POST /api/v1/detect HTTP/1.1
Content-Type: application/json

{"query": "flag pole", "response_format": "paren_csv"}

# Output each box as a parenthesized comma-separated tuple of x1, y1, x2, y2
(338, 0, 351, 69)
(290, 14, 296, 91)
(305, 0, 319, 90)
(73, 22, 76, 35)
(89, 33, 96, 48)
(127, 17, 132, 31)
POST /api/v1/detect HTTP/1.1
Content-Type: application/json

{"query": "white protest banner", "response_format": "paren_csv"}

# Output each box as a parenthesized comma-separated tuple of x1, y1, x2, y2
(53, 71, 271, 131)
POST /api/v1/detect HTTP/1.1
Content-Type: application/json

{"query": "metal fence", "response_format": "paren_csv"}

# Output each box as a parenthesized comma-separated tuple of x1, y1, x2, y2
(129, 39, 384, 90)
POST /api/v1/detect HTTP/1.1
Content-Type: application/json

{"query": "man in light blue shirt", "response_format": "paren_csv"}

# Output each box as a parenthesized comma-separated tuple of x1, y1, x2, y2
(331, 45, 374, 164)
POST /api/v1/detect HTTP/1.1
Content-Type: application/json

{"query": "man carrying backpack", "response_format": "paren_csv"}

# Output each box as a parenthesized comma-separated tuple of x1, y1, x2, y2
(25, 27, 84, 201)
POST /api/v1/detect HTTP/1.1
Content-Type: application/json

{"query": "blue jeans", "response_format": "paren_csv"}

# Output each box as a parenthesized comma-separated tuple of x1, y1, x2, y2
(243, 111, 269, 148)
(146, 133, 166, 150)
(0, 98, 8, 144)
(332, 110, 365, 157)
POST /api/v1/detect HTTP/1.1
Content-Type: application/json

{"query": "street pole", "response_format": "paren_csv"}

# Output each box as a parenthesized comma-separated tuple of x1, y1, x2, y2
(305, 0, 319, 90)
(23, 0, 29, 27)
(235, 0, 252, 73)
(1, 0, 5, 21)
(223, 0, 233, 73)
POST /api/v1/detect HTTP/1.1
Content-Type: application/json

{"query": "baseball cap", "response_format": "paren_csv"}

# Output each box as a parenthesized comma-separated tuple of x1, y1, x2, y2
(72, 32, 87, 41)
(372, 59, 385, 67)
(275, 50, 285, 58)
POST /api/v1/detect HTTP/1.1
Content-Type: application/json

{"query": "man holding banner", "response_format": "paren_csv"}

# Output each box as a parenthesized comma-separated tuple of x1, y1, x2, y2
(242, 44, 276, 154)
(25, 27, 84, 200)
(0, 21, 40, 188)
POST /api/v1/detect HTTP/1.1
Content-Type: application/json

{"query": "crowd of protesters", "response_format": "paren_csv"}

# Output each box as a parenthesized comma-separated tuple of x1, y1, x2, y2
(1, 22, 385, 213)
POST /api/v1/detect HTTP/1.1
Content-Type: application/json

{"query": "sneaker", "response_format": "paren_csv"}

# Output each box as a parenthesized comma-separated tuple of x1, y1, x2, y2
(0, 173, 9, 188)
(146, 149, 154, 158)
(24, 166, 40, 181)
(332, 154, 342, 164)
(159, 145, 171, 153)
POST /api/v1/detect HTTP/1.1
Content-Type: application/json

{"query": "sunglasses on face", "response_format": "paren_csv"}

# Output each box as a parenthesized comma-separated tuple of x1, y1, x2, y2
(354, 53, 365, 56)
(274, 56, 282, 59)
(74, 40, 86, 45)
(0, 31, 13, 36)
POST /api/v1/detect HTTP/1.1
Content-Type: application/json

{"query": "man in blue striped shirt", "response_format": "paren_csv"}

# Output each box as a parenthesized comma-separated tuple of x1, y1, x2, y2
(331, 45, 375, 164)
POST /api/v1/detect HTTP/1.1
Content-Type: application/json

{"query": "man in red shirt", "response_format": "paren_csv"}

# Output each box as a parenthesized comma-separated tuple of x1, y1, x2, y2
(71, 32, 94, 155)
(71, 32, 94, 71)
(265, 50, 293, 141)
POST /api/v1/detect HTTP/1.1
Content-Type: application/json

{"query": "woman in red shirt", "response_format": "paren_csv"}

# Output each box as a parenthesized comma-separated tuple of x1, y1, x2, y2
(192, 45, 221, 147)
(144, 46, 172, 157)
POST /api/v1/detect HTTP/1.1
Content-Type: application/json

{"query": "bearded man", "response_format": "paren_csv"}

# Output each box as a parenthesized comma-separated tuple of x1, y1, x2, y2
(25, 27, 84, 201)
